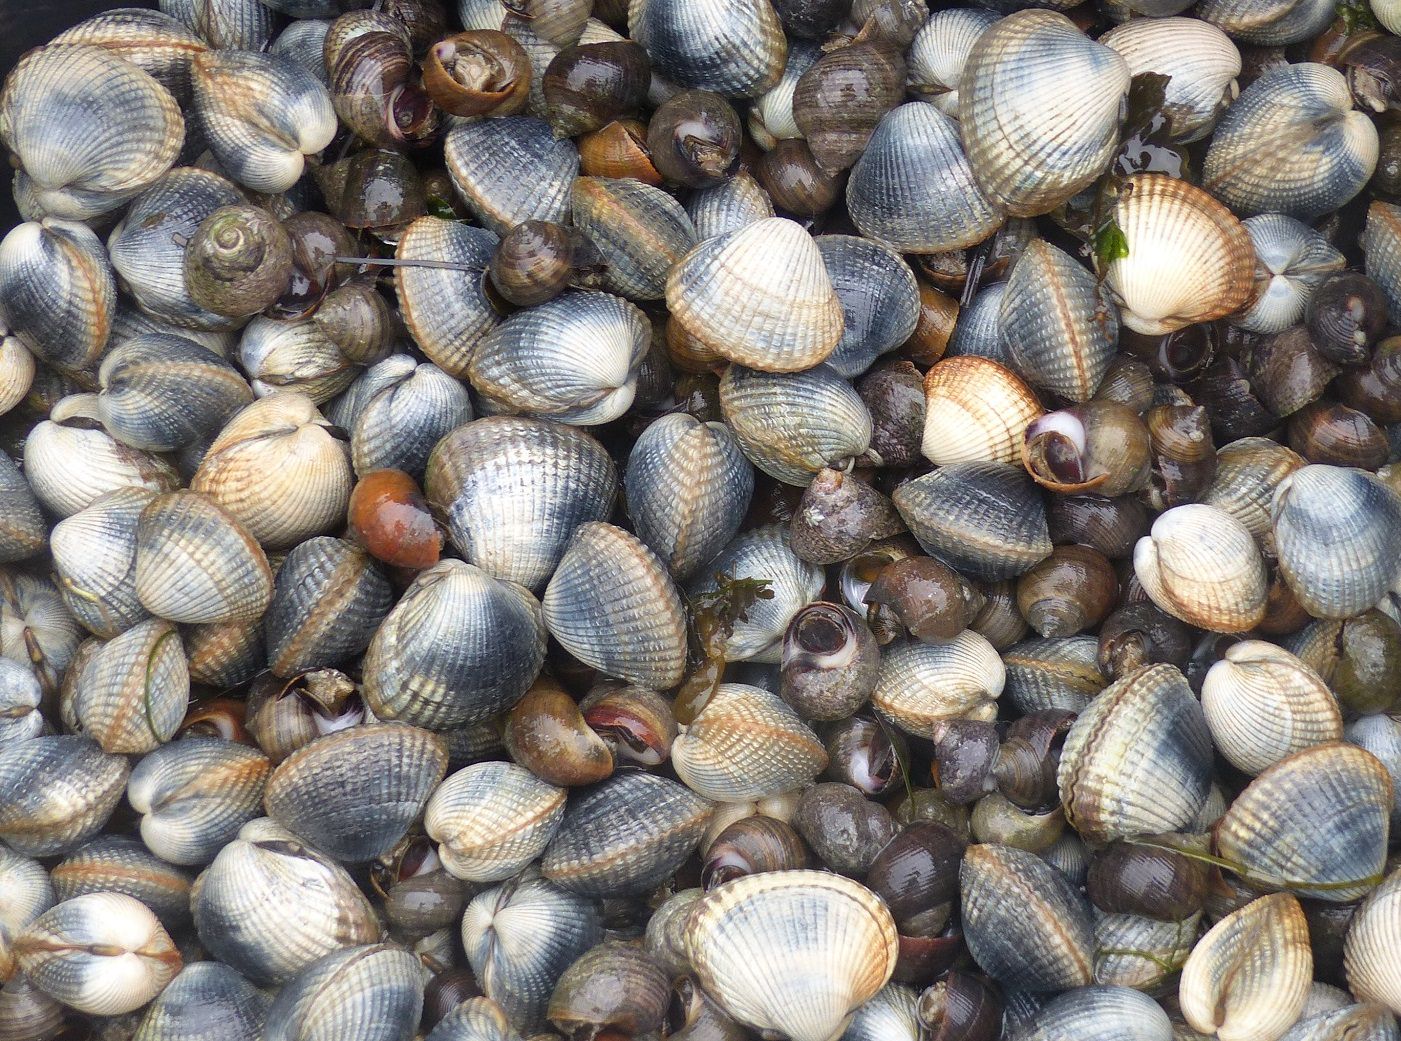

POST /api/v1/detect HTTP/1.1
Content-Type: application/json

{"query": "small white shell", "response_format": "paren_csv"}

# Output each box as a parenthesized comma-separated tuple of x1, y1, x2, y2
(1343, 866, 1401, 1016)
(1100, 18, 1240, 142)
(872, 631, 1005, 737)
(907, 8, 998, 116)
(748, 41, 819, 149)
(1133, 504, 1268, 633)
(425, 762, 566, 883)
(1234, 214, 1346, 333)
(921, 356, 1042, 467)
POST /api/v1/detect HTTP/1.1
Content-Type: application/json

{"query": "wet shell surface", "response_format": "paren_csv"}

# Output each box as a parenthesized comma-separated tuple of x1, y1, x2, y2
(1344, 866, 1401, 1015)
(628, 0, 787, 99)
(262, 943, 422, 1041)
(395, 217, 500, 379)
(684, 870, 898, 1041)
(1133, 504, 1269, 633)
(871, 630, 1006, 735)
(1099, 18, 1240, 142)
(444, 116, 578, 235)
(1236, 215, 1346, 334)
(0, 735, 130, 856)
(920, 357, 1042, 468)
(425, 761, 566, 883)
(0, 219, 115, 372)
(907, 8, 998, 115)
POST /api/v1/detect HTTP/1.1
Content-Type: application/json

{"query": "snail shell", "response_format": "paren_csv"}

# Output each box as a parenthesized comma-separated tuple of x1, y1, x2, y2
(1215, 742, 1391, 902)
(544, 521, 687, 688)
(1203, 63, 1378, 220)
(684, 870, 898, 1041)
(628, 0, 787, 99)
(425, 761, 566, 883)
(184, 205, 294, 320)
(192, 51, 337, 194)
(672, 683, 828, 801)
(0, 44, 182, 220)
(425, 416, 617, 592)
(1133, 504, 1269, 633)
(444, 116, 579, 236)
(1201, 640, 1343, 775)
(959, 10, 1129, 216)
(0, 220, 114, 372)
(667, 217, 844, 373)
(1180, 894, 1312, 1041)
(846, 102, 1003, 255)
(1099, 173, 1256, 335)
(395, 217, 500, 379)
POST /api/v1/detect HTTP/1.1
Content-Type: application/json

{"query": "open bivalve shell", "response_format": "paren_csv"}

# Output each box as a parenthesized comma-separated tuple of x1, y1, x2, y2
(685, 869, 898, 1041)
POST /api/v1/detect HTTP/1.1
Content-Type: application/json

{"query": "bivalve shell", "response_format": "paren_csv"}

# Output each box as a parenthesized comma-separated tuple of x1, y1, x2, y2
(628, 0, 786, 99)
(672, 683, 828, 801)
(1100, 18, 1240, 142)
(1235, 215, 1346, 334)
(816, 235, 920, 379)
(667, 218, 844, 373)
(920, 356, 1041, 467)
(907, 8, 998, 116)
(132, 961, 268, 1041)
(0, 452, 44, 563)
(52, 836, 192, 931)
(871, 630, 1005, 736)
(72, 618, 188, 755)
(1362, 201, 1401, 323)
(685, 870, 898, 1041)
(263, 943, 422, 1041)
(1057, 663, 1214, 843)
(425, 762, 566, 883)
(0, 219, 114, 372)
(0, 735, 130, 856)
(49, 8, 207, 101)
(1195, 0, 1335, 46)
(1099, 173, 1256, 335)
(444, 116, 578, 235)
(395, 218, 500, 379)
(572, 176, 698, 301)
(1203, 436, 1306, 550)
(51, 488, 155, 639)
(958, 10, 1130, 216)
(1344, 866, 1401, 1016)
(1019, 985, 1174, 1041)
(1133, 504, 1269, 633)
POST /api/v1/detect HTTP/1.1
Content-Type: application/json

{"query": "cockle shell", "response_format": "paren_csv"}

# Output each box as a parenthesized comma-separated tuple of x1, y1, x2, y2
(1344, 866, 1401, 1016)
(395, 217, 500, 379)
(444, 116, 578, 235)
(0, 219, 115, 372)
(907, 8, 998, 115)
(1133, 504, 1269, 632)
(628, 0, 787, 99)
(1100, 17, 1240, 142)
(425, 761, 566, 883)
(1234, 215, 1345, 334)
(871, 631, 1005, 736)
(920, 357, 1042, 467)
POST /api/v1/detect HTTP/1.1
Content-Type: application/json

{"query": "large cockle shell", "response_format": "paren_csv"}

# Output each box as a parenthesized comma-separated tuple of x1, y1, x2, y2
(14, 893, 181, 1015)
(1201, 641, 1343, 775)
(1002, 635, 1106, 714)
(134, 491, 273, 625)
(1099, 174, 1256, 335)
(426, 416, 617, 592)
(425, 762, 566, 883)
(395, 218, 499, 379)
(131, 961, 269, 1041)
(263, 723, 449, 862)
(469, 290, 650, 426)
(959, 10, 1130, 216)
(628, 0, 787, 99)
(334, 357, 471, 480)
(51, 835, 192, 931)
(0, 44, 182, 220)
(1133, 504, 1269, 632)
(688, 525, 823, 663)
(1179, 894, 1312, 1041)
(444, 116, 578, 235)
(1272, 465, 1401, 620)
(960, 843, 1094, 991)
(541, 772, 711, 897)
(192, 392, 353, 551)
(1203, 63, 1378, 220)
(1344, 866, 1401, 1016)
(1057, 663, 1213, 843)
(686, 171, 775, 242)
(817, 235, 920, 378)
(625, 413, 753, 581)
(893, 462, 1052, 581)
(1100, 18, 1240, 142)
(1093, 913, 1200, 992)
(263, 943, 422, 1041)
(72, 618, 188, 754)
(1235, 215, 1345, 334)
(363, 559, 545, 729)
(1203, 436, 1306, 550)
(719, 364, 872, 486)
(49, 8, 208, 101)
(907, 8, 998, 116)
(51, 487, 155, 639)
(0, 219, 114, 372)
(845, 102, 1003, 254)
(920, 357, 1042, 467)
(237, 316, 356, 406)
(672, 683, 828, 801)
(0, 736, 129, 856)
(126, 738, 270, 867)
(1000, 239, 1118, 402)
(543, 522, 686, 688)
(1215, 742, 1391, 901)
(1195, 0, 1334, 45)
(461, 871, 603, 1030)
(684, 870, 897, 1041)
(667, 217, 844, 373)
(192, 819, 382, 985)
(572, 176, 698, 301)
(192, 50, 336, 194)
(871, 630, 1005, 735)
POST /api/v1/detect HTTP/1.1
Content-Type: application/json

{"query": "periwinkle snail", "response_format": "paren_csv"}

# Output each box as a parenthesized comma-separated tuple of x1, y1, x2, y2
(4, 1, 1401, 1039)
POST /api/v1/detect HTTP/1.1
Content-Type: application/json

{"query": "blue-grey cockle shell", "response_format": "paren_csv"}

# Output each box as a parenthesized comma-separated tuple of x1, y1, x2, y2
(162, 0, 278, 49)
(847, 102, 1003, 254)
(1362, 200, 1401, 324)
(425, 416, 618, 592)
(817, 235, 920, 379)
(1272, 465, 1401, 620)
(0, 845, 54, 982)
(628, 0, 787, 99)
(108, 169, 246, 332)
(0, 451, 43, 564)
(0, 219, 115, 372)
(572, 177, 698, 301)
(444, 116, 579, 235)
(0, 658, 43, 745)
(719, 364, 873, 486)
(263, 536, 393, 678)
(327, 355, 472, 480)
(958, 10, 1129, 217)
(52, 836, 193, 931)
(263, 943, 423, 1041)
(362, 559, 546, 730)
(1016, 985, 1173, 1041)
(192, 50, 336, 194)
(947, 281, 1009, 362)
(0, 735, 130, 856)
(49, 8, 208, 103)
(1195, 0, 1335, 46)
(543, 522, 688, 688)
(1203, 63, 1378, 220)
(1346, 714, 1401, 832)
(907, 8, 998, 116)
(133, 961, 269, 1041)
(625, 413, 754, 581)
(270, 18, 332, 84)
(999, 239, 1118, 403)
(1279, 1003, 1401, 1041)
(461, 870, 603, 1031)
(689, 525, 824, 664)
(1100, 17, 1240, 143)
(1235, 214, 1346, 333)
(396, 217, 501, 379)
(685, 172, 775, 243)
(0, 44, 183, 220)
(469, 290, 650, 426)
(51, 487, 156, 639)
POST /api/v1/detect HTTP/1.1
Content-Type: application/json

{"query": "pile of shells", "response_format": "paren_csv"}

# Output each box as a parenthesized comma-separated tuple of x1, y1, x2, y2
(3, 0, 1401, 1039)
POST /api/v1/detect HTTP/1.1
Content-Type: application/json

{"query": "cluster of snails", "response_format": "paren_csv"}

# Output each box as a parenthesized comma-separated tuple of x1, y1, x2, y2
(4, 0, 1401, 1039)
